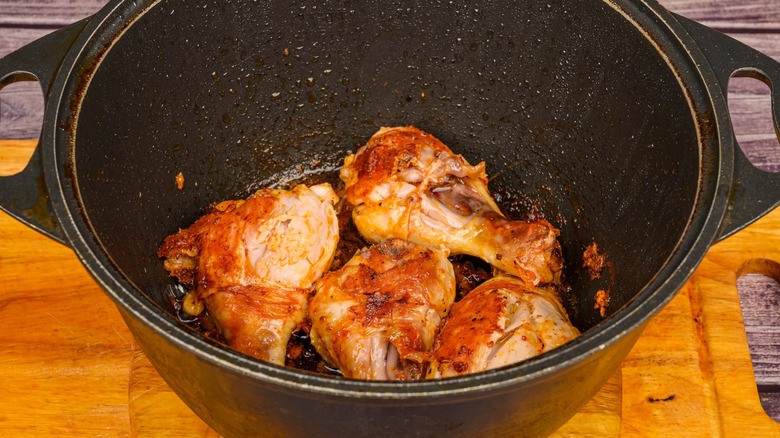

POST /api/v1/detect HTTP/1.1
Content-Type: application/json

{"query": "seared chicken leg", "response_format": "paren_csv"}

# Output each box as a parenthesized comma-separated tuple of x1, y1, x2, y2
(340, 126, 562, 286)
(309, 238, 455, 380)
(158, 184, 339, 364)
(426, 275, 580, 378)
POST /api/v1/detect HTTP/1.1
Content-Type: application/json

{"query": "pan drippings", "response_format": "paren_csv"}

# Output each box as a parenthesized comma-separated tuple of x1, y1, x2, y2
(159, 126, 579, 379)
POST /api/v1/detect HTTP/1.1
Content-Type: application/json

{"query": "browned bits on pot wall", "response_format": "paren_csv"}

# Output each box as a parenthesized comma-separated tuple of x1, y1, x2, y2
(176, 171, 185, 190)
(594, 289, 609, 318)
(582, 242, 606, 280)
(583, 242, 614, 318)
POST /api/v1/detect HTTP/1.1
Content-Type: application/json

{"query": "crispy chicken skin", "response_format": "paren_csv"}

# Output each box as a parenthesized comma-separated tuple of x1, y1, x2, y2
(157, 183, 339, 364)
(309, 238, 455, 380)
(426, 275, 580, 378)
(340, 126, 562, 286)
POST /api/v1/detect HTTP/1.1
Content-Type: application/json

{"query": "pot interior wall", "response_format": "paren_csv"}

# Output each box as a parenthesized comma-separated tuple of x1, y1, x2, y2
(72, 0, 700, 332)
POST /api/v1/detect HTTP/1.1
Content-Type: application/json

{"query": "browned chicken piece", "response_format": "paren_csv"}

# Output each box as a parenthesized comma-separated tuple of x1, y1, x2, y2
(309, 238, 456, 380)
(340, 126, 562, 286)
(158, 184, 339, 364)
(426, 275, 580, 379)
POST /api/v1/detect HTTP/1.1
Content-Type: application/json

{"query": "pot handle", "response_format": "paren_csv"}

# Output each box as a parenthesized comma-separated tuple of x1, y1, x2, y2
(0, 19, 91, 246)
(672, 14, 780, 241)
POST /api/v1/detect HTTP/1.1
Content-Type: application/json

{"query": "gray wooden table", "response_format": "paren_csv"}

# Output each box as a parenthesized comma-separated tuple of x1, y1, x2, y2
(1, 0, 779, 422)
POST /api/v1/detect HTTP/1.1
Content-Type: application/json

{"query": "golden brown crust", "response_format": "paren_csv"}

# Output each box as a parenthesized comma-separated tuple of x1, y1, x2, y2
(309, 238, 455, 380)
(158, 184, 339, 364)
(343, 126, 454, 204)
(428, 276, 579, 378)
(203, 285, 309, 363)
(341, 126, 562, 286)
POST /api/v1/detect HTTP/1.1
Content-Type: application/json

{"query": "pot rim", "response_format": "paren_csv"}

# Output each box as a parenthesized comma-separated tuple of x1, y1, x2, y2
(42, 0, 733, 399)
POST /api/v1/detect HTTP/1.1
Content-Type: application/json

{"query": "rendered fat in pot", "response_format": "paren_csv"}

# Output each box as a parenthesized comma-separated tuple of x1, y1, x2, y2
(0, 0, 778, 436)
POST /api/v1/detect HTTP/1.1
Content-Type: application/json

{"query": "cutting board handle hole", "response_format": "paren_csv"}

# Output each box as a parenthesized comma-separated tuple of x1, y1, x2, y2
(737, 258, 780, 280)
(736, 261, 780, 422)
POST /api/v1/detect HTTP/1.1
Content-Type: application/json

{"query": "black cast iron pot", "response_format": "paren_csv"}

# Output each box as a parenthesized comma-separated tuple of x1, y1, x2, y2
(1, 0, 779, 436)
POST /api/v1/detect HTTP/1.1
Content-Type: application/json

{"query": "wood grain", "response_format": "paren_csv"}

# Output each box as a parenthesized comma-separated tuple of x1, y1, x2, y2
(0, 0, 107, 27)
(0, 139, 34, 175)
(128, 347, 219, 437)
(0, 27, 52, 140)
(0, 179, 134, 436)
(0, 138, 778, 435)
(661, 0, 780, 30)
(1, 0, 780, 434)
(2, 1, 780, 152)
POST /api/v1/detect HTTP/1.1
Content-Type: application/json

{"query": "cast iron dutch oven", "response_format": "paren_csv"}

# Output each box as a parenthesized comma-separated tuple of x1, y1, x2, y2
(1, 0, 780, 436)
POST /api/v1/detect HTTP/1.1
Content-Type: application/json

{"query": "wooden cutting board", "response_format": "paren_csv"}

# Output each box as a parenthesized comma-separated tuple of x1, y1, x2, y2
(0, 139, 778, 436)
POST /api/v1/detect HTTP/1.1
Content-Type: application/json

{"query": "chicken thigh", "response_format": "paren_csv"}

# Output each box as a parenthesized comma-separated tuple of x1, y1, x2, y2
(340, 126, 562, 286)
(426, 275, 580, 378)
(309, 238, 455, 380)
(158, 183, 339, 364)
